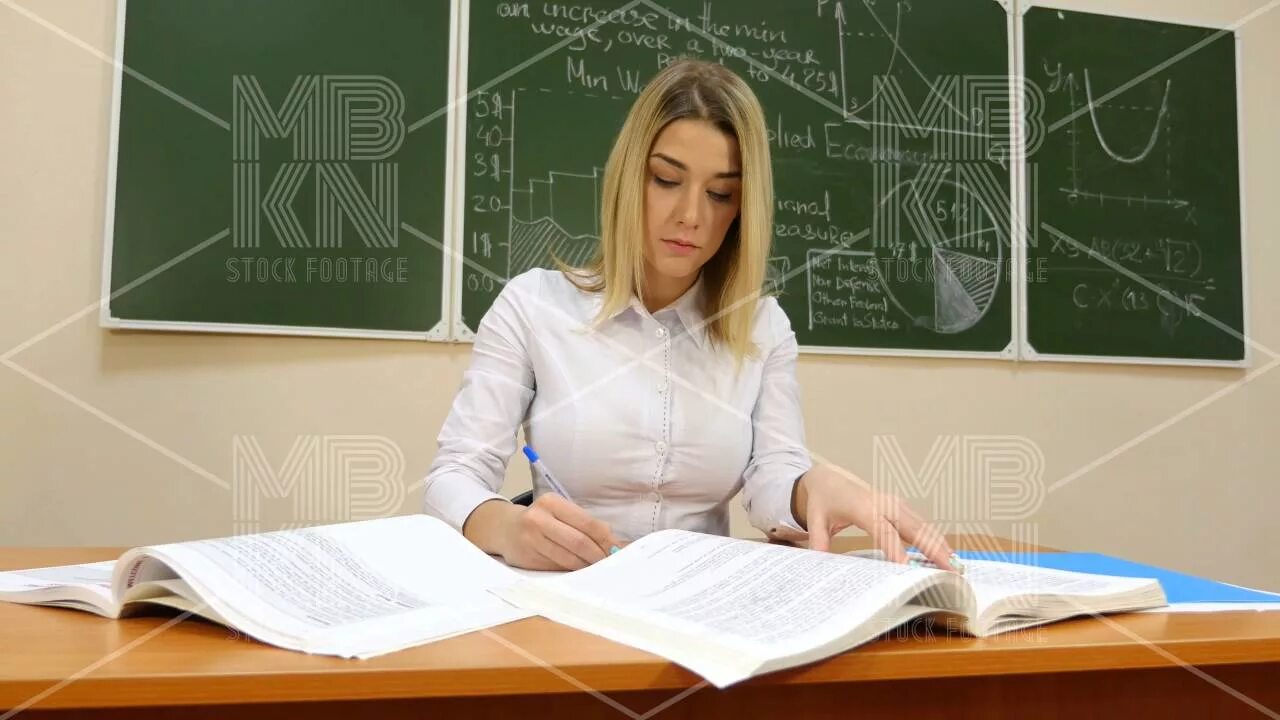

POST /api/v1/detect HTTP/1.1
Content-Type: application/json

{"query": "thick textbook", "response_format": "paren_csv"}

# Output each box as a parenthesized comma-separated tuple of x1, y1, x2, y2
(0, 516, 1166, 686)
(0, 515, 531, 659)
(498, 531, 1168, 687)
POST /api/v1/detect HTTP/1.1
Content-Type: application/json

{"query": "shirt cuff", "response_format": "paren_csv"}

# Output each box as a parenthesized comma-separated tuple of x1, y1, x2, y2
(422, 470, 508, 533)
(755, 470, 810, 543)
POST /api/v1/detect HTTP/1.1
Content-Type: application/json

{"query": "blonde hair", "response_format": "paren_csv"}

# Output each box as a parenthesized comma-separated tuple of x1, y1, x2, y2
(564, 59, 774, 363)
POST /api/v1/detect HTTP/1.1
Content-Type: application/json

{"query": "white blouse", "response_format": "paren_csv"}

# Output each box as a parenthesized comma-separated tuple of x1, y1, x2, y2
(422, 268, 812, 542)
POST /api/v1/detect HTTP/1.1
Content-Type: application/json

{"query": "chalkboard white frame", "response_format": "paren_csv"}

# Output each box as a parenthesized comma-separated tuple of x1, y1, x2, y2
(448, 0, 475, 343)
(98, 0, 460, 341)
(1014, 1, 1252, 368)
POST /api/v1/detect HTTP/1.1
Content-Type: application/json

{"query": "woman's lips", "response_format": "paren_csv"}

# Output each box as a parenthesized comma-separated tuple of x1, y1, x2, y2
(661, 239, 698, 256)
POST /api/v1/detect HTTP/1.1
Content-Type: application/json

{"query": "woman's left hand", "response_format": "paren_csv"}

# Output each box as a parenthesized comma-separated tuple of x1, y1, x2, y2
(792, 463, 957, 571)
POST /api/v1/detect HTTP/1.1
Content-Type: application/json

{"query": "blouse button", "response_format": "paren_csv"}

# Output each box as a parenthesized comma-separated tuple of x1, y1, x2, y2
(656, 441, 667, 454)
(656, 327, 667, 338)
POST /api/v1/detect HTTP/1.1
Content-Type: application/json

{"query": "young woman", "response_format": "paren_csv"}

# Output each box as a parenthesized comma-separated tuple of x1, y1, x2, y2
(424, 59, 955, 572)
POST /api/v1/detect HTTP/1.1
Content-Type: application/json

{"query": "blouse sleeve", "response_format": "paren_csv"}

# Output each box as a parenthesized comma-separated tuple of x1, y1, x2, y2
(421, 272, 539, 532)
(740, 298, 813, 541)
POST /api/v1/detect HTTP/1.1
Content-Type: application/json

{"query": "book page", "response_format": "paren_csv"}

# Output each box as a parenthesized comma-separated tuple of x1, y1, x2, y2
(848, 550, 1165, 633)
(117, 515, 531, 657)
(0, 560, 115, 594)
(506, 566, 568, 581)
(498, 530, 951, 687)
(130, 578, 233, 625)
(964, 560, 1155, 608)
(851, 549, 1157, 612)
(962, 559, 1162, 633)
(0, 560, 117, 614)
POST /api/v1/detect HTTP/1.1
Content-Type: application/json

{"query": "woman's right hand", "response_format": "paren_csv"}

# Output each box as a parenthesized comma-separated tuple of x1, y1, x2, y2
(495, 494, 624, 570)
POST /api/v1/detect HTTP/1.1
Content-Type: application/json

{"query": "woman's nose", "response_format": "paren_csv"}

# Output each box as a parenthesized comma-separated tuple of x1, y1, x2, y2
(674, 188, 702, 228)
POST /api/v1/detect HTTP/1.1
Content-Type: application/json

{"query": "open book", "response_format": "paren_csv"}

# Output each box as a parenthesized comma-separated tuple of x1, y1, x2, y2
(1, 516, 1165, 685)
(0, 515, 531, 659)
(496, 529, 1167, 687)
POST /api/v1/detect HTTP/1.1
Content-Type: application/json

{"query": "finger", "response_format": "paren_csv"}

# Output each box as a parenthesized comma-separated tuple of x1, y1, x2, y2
(522, 545, 563, 571)
(540, 494, 622, 554)
(871, 515, 909, 564)
(807, 505, 832, 552)
(538, 513, 608, 565)
(508, 524, 569, 571)
(531, 530, 588, 570)
(524, 507, 590, 569)
(893, 506, 956, 571)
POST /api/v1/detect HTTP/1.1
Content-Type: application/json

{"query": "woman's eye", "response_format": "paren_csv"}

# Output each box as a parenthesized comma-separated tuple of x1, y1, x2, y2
(653, 176, 678, 188)
(708, 190, 733, 203)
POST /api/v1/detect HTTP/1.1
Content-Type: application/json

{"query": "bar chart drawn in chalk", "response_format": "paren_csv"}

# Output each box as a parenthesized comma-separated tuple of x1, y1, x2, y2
(507, 167, 602, 278)
(476, 87, 607, 280)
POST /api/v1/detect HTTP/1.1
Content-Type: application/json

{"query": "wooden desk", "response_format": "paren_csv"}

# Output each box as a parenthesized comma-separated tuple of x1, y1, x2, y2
(2, 536, 1278, 719)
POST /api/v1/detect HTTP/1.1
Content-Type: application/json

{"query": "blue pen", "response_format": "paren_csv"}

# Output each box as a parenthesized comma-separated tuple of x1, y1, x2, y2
(522, 445, 573, 499)
(522, 445, 620, 555)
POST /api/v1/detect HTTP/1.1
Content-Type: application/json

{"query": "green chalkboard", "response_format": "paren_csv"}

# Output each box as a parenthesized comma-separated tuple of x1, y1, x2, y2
(1022, 7, 1245, 363)
(458, 0, 1016, 356)
(105, 0, 452, 338)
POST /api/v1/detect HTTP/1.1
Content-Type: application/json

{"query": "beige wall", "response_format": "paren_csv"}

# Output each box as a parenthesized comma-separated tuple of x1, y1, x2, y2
(2, 0, 1277, 591)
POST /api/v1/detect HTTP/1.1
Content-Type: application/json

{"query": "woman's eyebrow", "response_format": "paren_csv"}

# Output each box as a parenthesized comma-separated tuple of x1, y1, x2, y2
(650, 152, 741, 179)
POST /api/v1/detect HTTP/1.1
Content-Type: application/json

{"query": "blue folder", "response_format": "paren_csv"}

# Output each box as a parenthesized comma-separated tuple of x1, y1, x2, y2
(952, 551, 1280, 605)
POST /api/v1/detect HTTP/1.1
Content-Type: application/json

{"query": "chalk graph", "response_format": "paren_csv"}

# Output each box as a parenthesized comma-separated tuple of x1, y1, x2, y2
(873, 176, 1003, 334)
(834, 0, 908, 120)
(508, 167, 602, 277)
(489, 88, 607, 279)
(1050, 62, 1189, 212)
